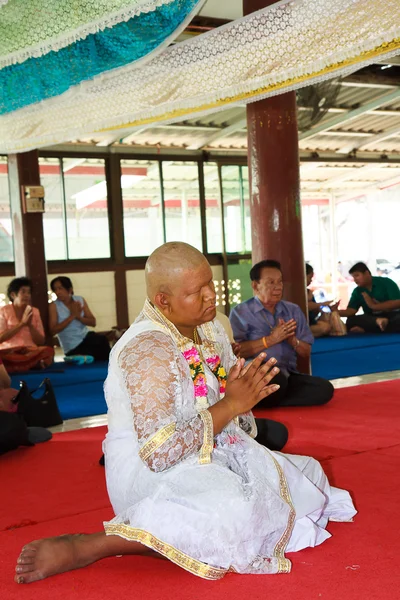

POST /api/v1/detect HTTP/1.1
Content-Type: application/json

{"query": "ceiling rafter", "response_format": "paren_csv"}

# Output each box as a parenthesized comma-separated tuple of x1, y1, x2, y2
(338, 124, 400, 154)
(299, 89, 400, 141)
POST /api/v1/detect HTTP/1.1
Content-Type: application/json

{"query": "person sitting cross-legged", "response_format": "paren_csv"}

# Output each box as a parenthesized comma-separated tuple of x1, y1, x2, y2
(229, 260, 334, 408)
(14, 243, 355, 584)
(334, 262, 400, 333)
(49, 277, 110, 361)
(0, 277, 54, 373)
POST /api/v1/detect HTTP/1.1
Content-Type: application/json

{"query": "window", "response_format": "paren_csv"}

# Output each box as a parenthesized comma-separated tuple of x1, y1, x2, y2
(63, 158, 110, 259)
(241, 166, 252, 252)
(221, 165, 251, 254)
(162, 161, 202, 250)
(40, 158, 67, 260)
(0, 156, 13, 262)
(40, 157, 111, 260)
(204, 163, 223, 253)
(121, 159, 164, 257)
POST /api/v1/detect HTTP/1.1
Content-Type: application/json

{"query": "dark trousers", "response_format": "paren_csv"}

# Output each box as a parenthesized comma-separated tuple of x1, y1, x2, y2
(347, 312, 400, 333)
(254, 417, 288, 452)
(67, 331, 111, 362)
(253, 371, 333, 451)
(257, 371, 334, 409)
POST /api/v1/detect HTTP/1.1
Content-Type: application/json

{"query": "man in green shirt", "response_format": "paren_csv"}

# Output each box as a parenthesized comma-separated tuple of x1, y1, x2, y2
(335, 262, 400, 333)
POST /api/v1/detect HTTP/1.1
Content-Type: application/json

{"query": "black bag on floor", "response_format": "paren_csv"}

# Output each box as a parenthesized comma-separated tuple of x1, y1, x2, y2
(15, 378, 63, 428)
(0, 411, 32, 455)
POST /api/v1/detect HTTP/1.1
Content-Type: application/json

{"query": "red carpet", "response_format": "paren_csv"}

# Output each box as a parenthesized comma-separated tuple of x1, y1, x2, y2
(1, 380, 400, 600)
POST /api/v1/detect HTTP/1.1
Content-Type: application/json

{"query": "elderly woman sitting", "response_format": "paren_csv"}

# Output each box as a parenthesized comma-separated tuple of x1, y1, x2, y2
(49, 276, 110, 361)
(0, 277, 54, 373)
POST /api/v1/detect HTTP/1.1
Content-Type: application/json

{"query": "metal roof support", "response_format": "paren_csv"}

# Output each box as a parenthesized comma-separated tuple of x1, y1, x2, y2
(299, 89, 400, 141)
(186, 116, 247, 150)
(338, 124, 400, 154)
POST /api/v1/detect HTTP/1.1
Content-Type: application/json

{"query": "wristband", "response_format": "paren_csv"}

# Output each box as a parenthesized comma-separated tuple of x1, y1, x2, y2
(262, 336, 269, 349)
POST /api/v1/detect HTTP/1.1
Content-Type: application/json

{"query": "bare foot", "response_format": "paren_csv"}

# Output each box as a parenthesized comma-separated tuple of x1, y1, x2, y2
(376, 318, 388, 332)
(14, 534, 97, 584)
(15, 531, 154, 584)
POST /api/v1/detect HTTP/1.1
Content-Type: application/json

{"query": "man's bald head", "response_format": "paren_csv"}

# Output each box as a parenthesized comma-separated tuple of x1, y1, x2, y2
(145, 242, 208, 300)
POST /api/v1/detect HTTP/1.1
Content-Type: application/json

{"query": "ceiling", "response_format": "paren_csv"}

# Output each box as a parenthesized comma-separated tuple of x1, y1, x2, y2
(43, 7, 400, 201)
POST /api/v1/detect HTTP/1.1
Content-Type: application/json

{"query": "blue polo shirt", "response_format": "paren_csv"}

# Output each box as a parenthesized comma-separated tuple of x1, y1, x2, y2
(229, 296, 314, 374)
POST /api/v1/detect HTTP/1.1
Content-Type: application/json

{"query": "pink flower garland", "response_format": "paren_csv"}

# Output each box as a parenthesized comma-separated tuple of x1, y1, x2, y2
(182, 346, 227, 409)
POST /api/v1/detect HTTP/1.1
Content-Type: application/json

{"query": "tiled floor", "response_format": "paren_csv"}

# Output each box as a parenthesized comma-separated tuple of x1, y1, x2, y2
(49, 370, 400, 434)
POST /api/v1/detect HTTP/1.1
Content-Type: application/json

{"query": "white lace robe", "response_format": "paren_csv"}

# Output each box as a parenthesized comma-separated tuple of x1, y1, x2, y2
(103, 302, 356, 579)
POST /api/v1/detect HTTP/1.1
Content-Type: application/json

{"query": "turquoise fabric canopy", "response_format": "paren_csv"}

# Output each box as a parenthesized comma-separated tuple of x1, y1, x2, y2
(0, 0, 202, 115)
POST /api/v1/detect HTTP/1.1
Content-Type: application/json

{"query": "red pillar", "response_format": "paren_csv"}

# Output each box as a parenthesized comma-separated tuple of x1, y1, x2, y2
(244, 0, 309, 372)
(8, 151, 50, 339)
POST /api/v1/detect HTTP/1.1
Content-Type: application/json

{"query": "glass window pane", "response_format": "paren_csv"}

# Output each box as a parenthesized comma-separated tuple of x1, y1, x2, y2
(63, 158, 111, 259)
(241, 166, 252, 252)
(122, 159, 164, 257)
(204, 162, 223, 253)
(40, 157, 67, 260)
(221, 165, 247, 254)
(0, 156, 13, 262)
(162, 161, 202, 251)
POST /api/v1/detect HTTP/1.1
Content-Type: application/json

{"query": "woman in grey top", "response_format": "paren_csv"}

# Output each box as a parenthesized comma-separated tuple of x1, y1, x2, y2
(49, 277, 110, 362)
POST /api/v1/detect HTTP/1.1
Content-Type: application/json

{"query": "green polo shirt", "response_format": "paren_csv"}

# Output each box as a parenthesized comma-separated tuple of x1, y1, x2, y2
(348, 276, 400, 314)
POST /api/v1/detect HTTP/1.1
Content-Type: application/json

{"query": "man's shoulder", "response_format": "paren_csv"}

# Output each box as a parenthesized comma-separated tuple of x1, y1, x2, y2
(380, 276, 399, 289)
(231, 297, 256, 313)
(279, 299, 302, 312)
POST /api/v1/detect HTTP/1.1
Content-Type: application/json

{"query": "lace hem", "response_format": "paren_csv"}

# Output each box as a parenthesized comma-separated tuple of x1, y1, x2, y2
(104, 523, 227, 580)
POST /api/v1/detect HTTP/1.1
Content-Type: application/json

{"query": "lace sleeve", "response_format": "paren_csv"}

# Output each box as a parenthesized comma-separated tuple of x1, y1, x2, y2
(118, 331, 213, 473)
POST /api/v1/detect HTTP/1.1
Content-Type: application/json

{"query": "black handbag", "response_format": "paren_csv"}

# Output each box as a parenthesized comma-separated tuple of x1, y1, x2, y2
(0, 411, 33, 455)
(14, 378, 63, 428)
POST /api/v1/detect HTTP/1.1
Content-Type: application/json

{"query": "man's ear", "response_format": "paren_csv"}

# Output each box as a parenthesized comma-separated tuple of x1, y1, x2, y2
(251, 280, 258, 293)
(154, 292, 171, 313)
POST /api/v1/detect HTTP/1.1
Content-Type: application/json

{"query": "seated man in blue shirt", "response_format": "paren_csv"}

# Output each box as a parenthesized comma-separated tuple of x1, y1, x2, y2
(230, 259, 334, 408)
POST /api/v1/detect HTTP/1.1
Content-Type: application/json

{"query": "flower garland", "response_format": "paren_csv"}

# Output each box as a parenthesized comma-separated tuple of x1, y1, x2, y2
(182, 345, 227, 411)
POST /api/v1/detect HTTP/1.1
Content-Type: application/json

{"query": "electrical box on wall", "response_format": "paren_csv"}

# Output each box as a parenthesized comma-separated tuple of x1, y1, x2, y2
(21, 185, 45, 213)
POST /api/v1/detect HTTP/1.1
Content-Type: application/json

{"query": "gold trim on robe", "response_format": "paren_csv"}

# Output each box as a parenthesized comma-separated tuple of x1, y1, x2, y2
(272, 456, 296, 573)
(199, 409, 214, 464)
(104, 523, 227, 580)
(138, 422, 176, 462)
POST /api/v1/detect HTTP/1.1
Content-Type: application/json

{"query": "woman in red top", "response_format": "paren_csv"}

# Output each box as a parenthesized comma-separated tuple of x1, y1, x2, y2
(0, 277, 54, 373)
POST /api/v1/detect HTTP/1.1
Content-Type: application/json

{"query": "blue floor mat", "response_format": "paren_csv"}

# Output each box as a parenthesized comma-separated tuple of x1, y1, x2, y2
(312, 333, 400, 379)
(53, 380, 107, 420)
(10, 362, 109, 421)
(8, 336, 400, 420)
(10, 362, 108, 389)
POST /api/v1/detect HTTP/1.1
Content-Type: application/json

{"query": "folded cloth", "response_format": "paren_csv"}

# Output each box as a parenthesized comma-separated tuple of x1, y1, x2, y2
(63, 355, 94, 365)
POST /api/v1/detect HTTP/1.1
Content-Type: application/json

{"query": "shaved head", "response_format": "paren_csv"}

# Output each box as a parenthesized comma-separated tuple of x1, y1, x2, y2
(145, 242, 207, 300)
(145, 242, 216, 334)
